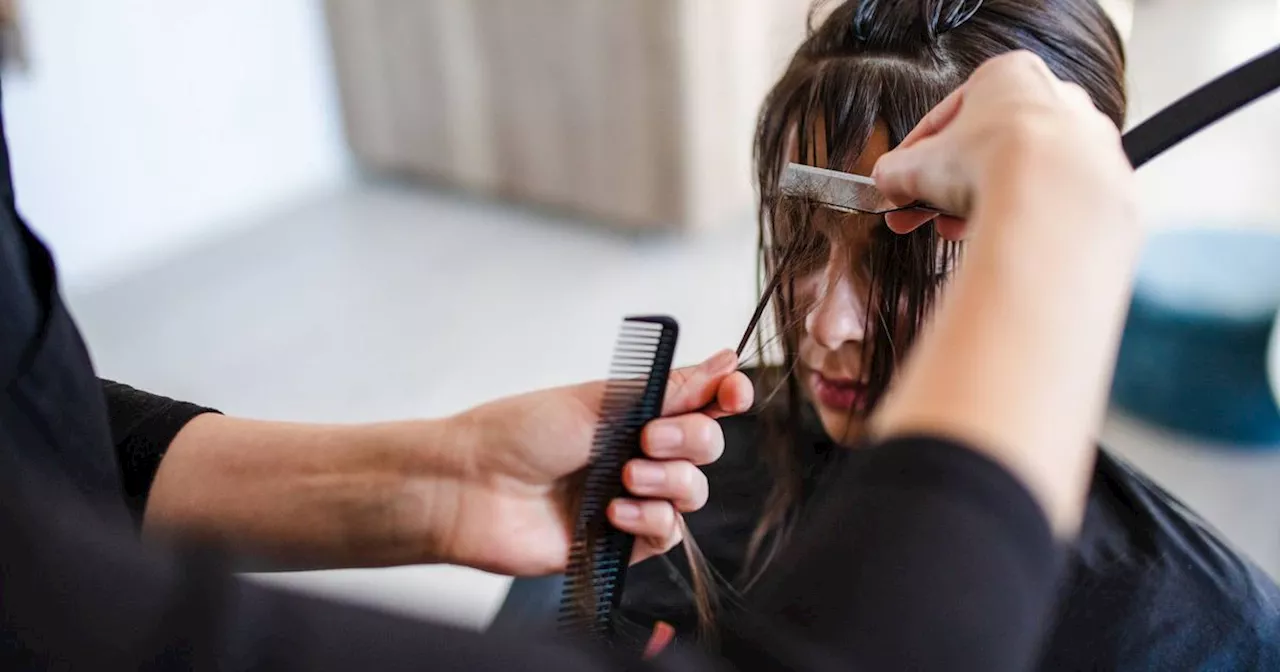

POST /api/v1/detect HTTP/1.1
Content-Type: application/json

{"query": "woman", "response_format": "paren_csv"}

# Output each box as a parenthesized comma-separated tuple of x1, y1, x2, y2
(619, 1, 1280, 668)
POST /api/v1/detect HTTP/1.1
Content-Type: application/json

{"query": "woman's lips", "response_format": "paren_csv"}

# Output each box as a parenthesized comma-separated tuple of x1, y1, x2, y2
(809, 372, 867, 412)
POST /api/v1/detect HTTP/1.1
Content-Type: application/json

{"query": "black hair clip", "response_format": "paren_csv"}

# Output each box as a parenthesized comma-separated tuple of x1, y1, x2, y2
(943, 0, 984, 33)
(852, 0, 880, 41)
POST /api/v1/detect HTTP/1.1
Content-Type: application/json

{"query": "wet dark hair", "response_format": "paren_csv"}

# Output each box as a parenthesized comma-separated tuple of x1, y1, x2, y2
(685, 0, 1128, 637)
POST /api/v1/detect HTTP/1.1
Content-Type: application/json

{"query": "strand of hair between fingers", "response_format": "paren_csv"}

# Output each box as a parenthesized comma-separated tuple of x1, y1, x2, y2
(737, 245, 798, 358)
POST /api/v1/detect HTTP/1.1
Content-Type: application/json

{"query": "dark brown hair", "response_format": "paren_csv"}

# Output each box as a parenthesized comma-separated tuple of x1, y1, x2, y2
(692, 0, 1128, 631)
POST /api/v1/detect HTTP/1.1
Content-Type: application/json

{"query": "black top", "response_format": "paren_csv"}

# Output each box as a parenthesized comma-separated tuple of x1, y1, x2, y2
(620, 407, 1280, 670)
(3, 79, 1058, 669)
(100, 378, 220, 526)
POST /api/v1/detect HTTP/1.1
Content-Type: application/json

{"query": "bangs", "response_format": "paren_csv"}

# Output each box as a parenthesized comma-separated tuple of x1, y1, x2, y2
(756, 54, 963, 216)
(751, 54, 964, 410)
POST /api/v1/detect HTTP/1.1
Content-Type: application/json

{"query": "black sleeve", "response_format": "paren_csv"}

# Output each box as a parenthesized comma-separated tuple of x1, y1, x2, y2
(100, 379, 220, 524)
(720, 436, 1066, 671)
(0, 434, 1062, 672)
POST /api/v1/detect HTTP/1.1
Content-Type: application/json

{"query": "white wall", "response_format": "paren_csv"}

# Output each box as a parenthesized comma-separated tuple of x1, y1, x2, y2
(2, 0, 350, 292)
(1125, 0, 1280, 230)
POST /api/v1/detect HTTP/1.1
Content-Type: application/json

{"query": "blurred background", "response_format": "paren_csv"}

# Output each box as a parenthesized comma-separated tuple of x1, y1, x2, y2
(2, 0, 1279, 629)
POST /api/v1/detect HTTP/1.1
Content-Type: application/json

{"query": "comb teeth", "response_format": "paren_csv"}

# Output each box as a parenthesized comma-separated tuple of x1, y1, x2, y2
(558, 316, 679, 645)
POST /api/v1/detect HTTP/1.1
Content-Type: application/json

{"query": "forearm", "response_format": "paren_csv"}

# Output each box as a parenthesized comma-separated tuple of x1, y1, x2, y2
(144, 413, 473, 569)
(873, 150, 1142, 536)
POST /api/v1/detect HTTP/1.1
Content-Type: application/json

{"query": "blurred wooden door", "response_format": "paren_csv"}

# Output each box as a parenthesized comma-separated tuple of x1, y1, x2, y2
(323, 0, 809, 232)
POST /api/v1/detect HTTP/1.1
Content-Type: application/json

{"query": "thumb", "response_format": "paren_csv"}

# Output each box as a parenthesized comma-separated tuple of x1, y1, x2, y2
(873, 135, 972, 218)
(660, 349, 738, 415)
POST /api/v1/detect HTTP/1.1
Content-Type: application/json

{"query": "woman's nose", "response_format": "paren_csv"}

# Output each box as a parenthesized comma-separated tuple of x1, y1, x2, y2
(804, 271, 868, 351)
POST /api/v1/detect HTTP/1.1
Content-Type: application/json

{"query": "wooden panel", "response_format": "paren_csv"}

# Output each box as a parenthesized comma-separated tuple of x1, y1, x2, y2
(323, 0, 809, 231)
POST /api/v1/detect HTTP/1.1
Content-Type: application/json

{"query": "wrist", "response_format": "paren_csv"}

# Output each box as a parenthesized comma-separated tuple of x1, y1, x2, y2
(371, 414, 482, 566)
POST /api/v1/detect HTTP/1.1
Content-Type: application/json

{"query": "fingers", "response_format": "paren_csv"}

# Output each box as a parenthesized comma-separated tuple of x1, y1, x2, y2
(642, 413, 725, 464)
(884, 211, 969, 241)
(935, 215, 969, 241)
(884, 213, 970, 245)
(622, 459, 709, 511)
(973, 49, 1058, 91)
(1061, 81, 1093, 109)
(643, 622, 677, 660)
(706, 370, 753, 419)
(874, 135, 970, 217)
(609, 498, 679, 550)
(661, 349, 739, 415)
(610, 456, 710, 557)
(884, 210, 939, 235)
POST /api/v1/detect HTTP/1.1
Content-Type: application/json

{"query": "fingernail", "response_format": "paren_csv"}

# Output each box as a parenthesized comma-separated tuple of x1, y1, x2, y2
(701, 349, 736, 373)
(644, 622, 677, 659)
(613, 500, 641, 522)
(630, 463, 666, 489)
(646, 423, 684, 454)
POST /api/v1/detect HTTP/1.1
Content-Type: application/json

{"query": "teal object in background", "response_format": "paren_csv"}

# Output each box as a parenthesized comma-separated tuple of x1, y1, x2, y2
(1112, 227, 1280, 447)
(1270, 308, 1280, 412)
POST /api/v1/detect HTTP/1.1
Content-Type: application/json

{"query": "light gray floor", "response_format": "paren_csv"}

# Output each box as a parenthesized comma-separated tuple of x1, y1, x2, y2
(66, 0, 1280, 630)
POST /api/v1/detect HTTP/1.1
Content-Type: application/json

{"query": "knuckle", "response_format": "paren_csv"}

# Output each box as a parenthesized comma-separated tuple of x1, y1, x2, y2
(902, 165, 921, 201)
(675, 414, 717, 462)
(1064, 81, 1088, 97)
(1004, 111, 1053, 145)
(987, 50, 1055, 87)
(664, 368, 692, 400)
(1063, 82, 1095, 107)
(659, 522, 683, 552)
(1007, 49, 1046, 71)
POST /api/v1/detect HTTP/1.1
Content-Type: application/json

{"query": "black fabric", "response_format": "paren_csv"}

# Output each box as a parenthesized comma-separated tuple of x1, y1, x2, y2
(717, 436, 1067, 672)
(100, 378, 220, 526)
(0, 78, 1071, 669)
(619, 404, 1280, 670)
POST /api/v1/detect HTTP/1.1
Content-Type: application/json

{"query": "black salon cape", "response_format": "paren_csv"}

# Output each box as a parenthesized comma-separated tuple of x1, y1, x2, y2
(619, 404, 1280, 670)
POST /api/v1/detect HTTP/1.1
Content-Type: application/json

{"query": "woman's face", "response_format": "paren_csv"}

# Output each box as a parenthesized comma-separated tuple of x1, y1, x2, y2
(790, 123, 893, 447)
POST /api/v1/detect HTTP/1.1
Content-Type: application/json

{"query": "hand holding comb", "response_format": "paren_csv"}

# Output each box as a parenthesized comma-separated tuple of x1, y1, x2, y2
(558, 316, 680, 648)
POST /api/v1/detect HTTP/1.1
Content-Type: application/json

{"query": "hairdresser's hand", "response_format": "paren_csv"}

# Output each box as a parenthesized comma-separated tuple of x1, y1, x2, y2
(441, 350, 753, 575)
(867, 51, 1141, 538)
(144, 353, 750, 575)
(873, 50, 1133, 241)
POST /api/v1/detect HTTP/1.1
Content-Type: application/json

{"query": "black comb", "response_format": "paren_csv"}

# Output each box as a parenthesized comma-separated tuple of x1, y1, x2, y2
(557, 315, 680, 646)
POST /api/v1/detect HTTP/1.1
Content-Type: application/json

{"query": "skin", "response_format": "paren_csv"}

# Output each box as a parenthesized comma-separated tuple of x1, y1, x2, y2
(145, 350, 754, 576)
